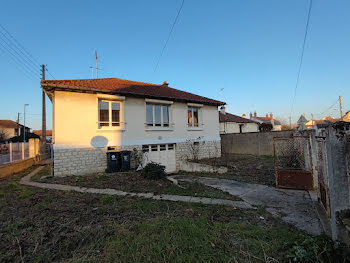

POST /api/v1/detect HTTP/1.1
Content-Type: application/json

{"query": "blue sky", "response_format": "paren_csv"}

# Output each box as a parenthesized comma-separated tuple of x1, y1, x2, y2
(1, 0, 349, 130)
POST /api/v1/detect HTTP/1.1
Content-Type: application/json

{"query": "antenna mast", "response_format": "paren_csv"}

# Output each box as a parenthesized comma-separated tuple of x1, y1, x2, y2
(95, 50, 98, 78)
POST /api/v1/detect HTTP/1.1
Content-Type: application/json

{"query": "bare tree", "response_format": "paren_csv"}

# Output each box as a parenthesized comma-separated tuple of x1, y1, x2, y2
(0, 129, 9, 143)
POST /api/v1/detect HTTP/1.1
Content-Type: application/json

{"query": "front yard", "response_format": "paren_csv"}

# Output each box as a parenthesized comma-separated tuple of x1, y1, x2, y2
(1, 165, 348, 262)
(33, 167, 241, 201)
(193, 154, 276, 186)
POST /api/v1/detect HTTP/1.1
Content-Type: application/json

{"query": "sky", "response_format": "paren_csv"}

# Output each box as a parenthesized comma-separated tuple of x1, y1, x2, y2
(0, 0, 349, 130)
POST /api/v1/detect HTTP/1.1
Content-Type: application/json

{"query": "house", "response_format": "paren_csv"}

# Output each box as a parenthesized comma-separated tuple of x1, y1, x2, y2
(250, 112, 282, 131)
(0, 120, 30, 141)
(33, 130, 53, 143)
(41, 78, 225, 176)
(219, 106, 259, 134)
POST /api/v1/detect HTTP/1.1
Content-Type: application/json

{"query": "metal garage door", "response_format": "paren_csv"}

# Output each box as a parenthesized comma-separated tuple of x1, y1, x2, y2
(142, 144, 176, 173)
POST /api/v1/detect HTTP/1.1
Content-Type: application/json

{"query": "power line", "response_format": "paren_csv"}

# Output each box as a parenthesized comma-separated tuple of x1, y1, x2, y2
(0, 42, 38, 80)
(317, 98, 339, 117)
(153, 0, 185, 74)
(0, 24, 41, 67)
(290, 0, 313, 122)
(0, 24, 56, 80)
(0, 36, 40, 76)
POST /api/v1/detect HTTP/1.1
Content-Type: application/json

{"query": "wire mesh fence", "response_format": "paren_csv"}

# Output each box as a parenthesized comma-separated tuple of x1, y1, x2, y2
(274, 137, 312, 171)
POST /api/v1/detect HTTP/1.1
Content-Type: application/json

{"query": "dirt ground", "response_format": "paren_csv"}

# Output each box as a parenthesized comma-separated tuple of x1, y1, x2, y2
(34, 168, 241, 201)
(195, 154, 275, 185)
(1, 166, 348, 262)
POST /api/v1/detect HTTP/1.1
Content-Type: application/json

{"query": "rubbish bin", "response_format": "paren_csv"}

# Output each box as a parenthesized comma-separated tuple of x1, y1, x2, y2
(106, 150, 121, 173)
(119, 151, 131, 171)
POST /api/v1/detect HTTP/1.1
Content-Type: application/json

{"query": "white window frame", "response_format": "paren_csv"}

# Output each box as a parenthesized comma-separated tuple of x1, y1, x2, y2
(187, 107, 200, 127)
(146, 103, 170, 128)
(98, 99, 123, 129)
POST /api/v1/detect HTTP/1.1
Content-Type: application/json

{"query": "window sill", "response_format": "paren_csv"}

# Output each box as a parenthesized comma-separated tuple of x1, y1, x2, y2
(145, 127, 174, 131)
(187, 127, 203, 131)
(97, 128, 126, 132)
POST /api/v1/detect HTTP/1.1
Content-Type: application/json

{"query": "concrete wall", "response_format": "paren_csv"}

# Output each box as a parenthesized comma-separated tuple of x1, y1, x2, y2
(220, 122, 259, 134)
(221, 130, 294, 156)
(325, 122, 350, 245)
(0, 158, 35, 178)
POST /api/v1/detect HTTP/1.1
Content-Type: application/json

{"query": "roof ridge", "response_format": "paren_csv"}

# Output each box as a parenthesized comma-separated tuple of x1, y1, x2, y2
(42, 77, 161, 86)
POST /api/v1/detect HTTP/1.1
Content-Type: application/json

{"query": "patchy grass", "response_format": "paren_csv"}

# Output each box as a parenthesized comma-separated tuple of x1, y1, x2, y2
(34, 169, 241, 201)
(0, 166, 349, 262)
(185, 154, 276, 186)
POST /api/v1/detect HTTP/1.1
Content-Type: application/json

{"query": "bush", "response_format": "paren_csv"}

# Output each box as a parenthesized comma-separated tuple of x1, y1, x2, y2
(287, 234, 350, 262)
(141, 162, 167, 180)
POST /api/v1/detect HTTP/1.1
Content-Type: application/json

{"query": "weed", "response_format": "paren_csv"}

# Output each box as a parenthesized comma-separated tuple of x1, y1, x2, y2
(18, 188, 33, 199)
(100, 195, 115, 204)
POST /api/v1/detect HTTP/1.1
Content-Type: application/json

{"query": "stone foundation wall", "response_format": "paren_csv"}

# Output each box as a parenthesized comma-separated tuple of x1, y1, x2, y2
(53, 140, 220, 176)
(54, 145, 142, 176)
(175, 140, 221, 171)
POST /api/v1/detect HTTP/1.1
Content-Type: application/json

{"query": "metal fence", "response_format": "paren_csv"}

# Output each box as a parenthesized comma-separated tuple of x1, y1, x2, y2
(0, 142, 30, 165)
(273, 136, 314, 190)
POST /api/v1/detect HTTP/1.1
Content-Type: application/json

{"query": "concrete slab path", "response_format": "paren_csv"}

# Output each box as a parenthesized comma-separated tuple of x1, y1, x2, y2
(171, 175, 323, 235)
(19, 166, 254, 210)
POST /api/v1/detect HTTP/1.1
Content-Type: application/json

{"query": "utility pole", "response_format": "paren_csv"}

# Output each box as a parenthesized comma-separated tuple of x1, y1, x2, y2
(17, 112, 20, 123)
(95, 50, 98, 78)
(339, 95, 343, 121)
(41, 64, 46, 155)
(23, 104, 29, 142)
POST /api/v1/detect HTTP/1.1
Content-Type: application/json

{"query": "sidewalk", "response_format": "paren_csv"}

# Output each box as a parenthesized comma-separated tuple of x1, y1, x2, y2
(20, 166, 254, 209)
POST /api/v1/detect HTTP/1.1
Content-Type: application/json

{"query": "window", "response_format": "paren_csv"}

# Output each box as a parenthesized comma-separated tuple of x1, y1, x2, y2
(168, 144, 174, 150)
(188, 107, 199, 127)
(160, 144, 166, 151)
(98, 100, 121, 128)
(146, 103, 169, 127)
(142, 145, 149, 153)
(151, 145, 158, 151)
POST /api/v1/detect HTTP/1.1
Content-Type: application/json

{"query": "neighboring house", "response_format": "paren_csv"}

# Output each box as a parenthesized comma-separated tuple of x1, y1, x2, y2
(249, 112, 282, 131)
(0, 120, 30, 141)
(297, 115, 308, 130)
(41, 78, 225, 175)
(33, 130, 53, 143)
(219, 106, 259, 134)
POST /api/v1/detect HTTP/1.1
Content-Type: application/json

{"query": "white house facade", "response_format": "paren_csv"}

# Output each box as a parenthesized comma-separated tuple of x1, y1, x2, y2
(42, 78, 224, 176)
(219, 107, 259, 134)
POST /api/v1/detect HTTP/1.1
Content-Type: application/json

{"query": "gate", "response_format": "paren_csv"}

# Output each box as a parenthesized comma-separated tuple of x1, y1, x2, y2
(315, 136, 330, 215)
(273, 136, 314, 190)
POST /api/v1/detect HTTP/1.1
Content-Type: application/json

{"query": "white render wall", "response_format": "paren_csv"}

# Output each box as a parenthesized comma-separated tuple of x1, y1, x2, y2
(220, 122, 259, 134)
(53, 91, 221, 148)
(52, 90, 222, 175)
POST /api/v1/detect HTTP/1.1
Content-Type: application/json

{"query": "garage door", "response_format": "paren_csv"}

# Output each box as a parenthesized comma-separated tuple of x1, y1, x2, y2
(142, 144, 176, 173)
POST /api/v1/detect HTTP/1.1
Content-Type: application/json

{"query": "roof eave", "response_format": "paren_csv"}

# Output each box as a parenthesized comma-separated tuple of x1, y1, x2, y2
(41, 83, 225, 106)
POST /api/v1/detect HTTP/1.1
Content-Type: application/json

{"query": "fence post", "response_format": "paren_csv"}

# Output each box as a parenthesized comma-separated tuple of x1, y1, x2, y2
(9, 142, 12, 162)
(21, 142, 25, 160)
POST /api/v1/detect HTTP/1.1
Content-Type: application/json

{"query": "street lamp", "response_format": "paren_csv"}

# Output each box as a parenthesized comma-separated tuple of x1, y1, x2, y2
(23, 104, 29, 142)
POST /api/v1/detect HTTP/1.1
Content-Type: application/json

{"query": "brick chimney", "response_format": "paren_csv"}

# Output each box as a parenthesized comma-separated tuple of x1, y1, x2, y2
(250, 112, 253, 119)
(163, 80, 168, 86)
(270, 113, 273, 119)
(220, 106, 226, 115)
(266, 113, 269, 118)
(254, 111, 257, 118)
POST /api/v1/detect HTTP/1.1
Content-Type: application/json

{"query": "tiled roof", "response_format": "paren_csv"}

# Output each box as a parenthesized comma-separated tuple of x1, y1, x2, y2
(0, 120, 21, 129)
(254, 116, 281, 125)
(219, 112, 258, 124)
(41, 78, 225, 106)
(33, 130, 52, 136)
